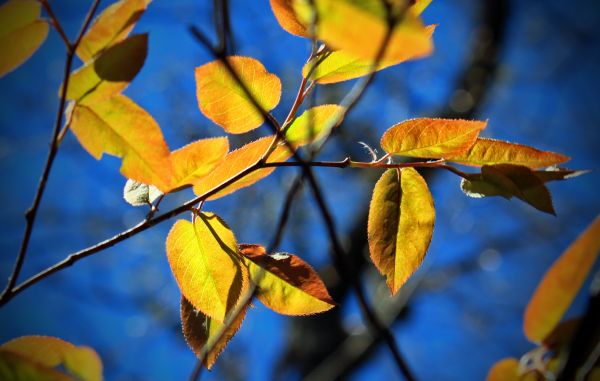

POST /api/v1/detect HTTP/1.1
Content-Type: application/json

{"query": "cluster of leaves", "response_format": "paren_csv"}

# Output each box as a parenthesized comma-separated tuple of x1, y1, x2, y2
(487, 216, 600, 381)
(0, 0, 591, 377)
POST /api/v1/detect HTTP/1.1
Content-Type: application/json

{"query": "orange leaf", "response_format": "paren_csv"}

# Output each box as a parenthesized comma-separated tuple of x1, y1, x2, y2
(380, 118, 486, 158)
(368, 168, 435, 294)
(68, 95, 172, 191)
(448, 138, 570, 168)
(66, 34, 148, 105)
(293, 0, 433, 62)
(168, 137, 229, 191)
(302, 25, 435, 84)
(486, 358, 520, 381)
(524, 215, 600, 343)
(181, 295, 249, 369)
(0, 336, 102, 381)
(76, 0, 151, 62)
(195, 56, 282, 134)
(0, 0, 48, 77)
(166, 215, 247, 322)
(239, 244, 335, 315)
(270, 0, 309, 37)
(192, 136, 291, 200)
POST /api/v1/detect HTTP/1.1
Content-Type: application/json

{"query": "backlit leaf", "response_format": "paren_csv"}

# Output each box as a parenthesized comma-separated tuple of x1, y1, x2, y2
(77, 0, 151, 62)
(270, 0, 309, 37)
(123, 179, 162, 206)
(0, 336, 102, 381)
(293, 0, 433, 62)
(166, 215, 246, 322)
(486, 358, 519, 381)
(195, 56, 282, 134)
(69, 95, 172, 191)
(66, 34, 148, 105)
(0, 0, 48, 77)
(460, 164, 556, 215)
(448, 138, 570, 168)
(285, 104, 345, 145)
(302, 25, 435, 84)
(0, 350, 71, 381)
(168, 137, 229, 191)
(381, 118, 486, 158)
(181, 295, 249, 369)
(193, 136, 291, 200)
(368, 168, 435, 294)
(524, 216, 600, 343)
(239, 244, 335, 315)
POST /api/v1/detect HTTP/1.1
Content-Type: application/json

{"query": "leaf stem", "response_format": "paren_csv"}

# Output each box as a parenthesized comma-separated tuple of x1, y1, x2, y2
(0, 0, 101, 304)
(39, 0, 72, 50)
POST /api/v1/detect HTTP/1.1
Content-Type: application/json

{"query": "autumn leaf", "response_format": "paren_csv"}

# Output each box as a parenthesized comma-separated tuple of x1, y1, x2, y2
(239, 244, 335, 315)
(68, 94, 172, 191)
(0, 350, 72, 381)
(181, 295, 249, 369)
(195, 56, 282, 134)
(293, 0, 433, 62)
(448, 138, 570, 168)
(523, 216, 600, 343)
(193, 136, 291, 200)
(166, 215, 247, 322)
(0, 336, 102, 381)
(486, 358, 520, 381)
(368, 168, 435, 294)
(66, 34, 148, 105)
(460, 164, 556, 215)
(0, 0, 48, 77)
(380, 118, 486, 158)
(77, 0, 151, 62)
(284, 104, 345, 145)
(168, 137, 229, 191)
(302, 25, 435, 84)
(270, 0, 309, 37)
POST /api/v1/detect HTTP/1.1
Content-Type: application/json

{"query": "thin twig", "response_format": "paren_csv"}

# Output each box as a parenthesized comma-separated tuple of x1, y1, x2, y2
(0, 0, 101, 304)
(39, 0, 72, 49)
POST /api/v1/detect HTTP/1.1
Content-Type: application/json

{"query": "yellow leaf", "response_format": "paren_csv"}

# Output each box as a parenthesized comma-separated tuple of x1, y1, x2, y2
(448, 138, 570, 168)
(68, 95, 172, 191)
(524, 215, 600, 343)
(270, 0, 309, 37)
(77, 0, 151, 62)
(181, 295, 249, 369)
(0, 350, 72, 381)
(168, 137, 229, 191)
(239, 244, 335, 315)
(380, 118, 486, 158)
(195, 56, 282, 134)
(285, 104, 345, 145)
(0, 336, 102, 381)
(302, 25, 435, 84)
(193, 136, 291, 200)
(368, 168, 435, 294)
(485, 358, 520, 381)
(166, 215, 246, 322)
(0, 0, 48, 77)
(66, 34, 147, 105)
(293, 0, 433, 62)
(410, 0, 433, 15)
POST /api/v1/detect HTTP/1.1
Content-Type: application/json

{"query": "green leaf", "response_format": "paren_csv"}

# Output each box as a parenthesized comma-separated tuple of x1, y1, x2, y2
(460, 164, 556, 215)
(285, 104, 345, 146)
(66, 34, 148, 105)
(0, 0, 48, 77)
(368, 168, 435, 294)
(166, 215, 247, 322)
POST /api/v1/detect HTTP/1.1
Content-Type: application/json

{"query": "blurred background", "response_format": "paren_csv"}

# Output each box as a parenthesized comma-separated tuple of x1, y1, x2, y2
(0, 0, 599, 380)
